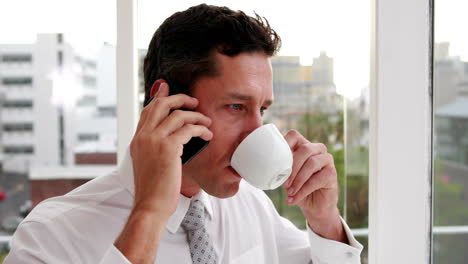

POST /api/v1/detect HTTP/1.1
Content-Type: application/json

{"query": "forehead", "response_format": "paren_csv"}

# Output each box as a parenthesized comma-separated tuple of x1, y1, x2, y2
(193, 52, 274, 101)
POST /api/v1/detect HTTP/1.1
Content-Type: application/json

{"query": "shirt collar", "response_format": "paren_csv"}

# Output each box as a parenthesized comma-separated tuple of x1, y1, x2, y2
(117, 147, 214, 233)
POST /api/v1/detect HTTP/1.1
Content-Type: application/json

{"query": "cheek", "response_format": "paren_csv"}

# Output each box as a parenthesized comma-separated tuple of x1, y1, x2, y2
(209, 121, 243, 153)
(211, 122, 239, 143)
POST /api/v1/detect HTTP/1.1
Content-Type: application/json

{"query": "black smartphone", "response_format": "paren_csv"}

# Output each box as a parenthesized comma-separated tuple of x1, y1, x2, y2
(146, 80, 209, 165)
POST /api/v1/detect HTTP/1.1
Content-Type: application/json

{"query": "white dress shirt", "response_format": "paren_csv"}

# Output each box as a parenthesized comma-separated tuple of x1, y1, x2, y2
(5, 149, 363, 264)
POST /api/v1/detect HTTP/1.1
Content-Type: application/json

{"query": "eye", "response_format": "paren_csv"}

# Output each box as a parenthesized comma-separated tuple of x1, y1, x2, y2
(228, 104, 244, 111)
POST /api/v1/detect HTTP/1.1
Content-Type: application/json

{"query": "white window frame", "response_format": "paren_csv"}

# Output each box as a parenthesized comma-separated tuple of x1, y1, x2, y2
(369, 0, 433, 263)
(116, 0, 139, 162)
(116, 0, 435, 262)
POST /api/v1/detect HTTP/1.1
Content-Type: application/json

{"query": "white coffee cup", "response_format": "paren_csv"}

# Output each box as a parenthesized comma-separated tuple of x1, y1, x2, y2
(230, 123, 293, 190)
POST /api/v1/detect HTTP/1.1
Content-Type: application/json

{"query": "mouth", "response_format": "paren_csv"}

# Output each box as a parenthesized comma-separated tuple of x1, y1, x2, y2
(227, 166, 242, 179)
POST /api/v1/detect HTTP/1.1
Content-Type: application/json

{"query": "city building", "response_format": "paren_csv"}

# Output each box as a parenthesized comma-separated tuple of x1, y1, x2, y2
(434, 42, 468, 107)
(435, 96, 468, 198)
(0, 34, 117, 221)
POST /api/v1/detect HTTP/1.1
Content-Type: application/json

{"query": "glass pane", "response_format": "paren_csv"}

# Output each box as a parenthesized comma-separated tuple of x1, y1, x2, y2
(0, 0, 117, 258)
(139, 1, 369, 262)
(433, 0, 468, 263)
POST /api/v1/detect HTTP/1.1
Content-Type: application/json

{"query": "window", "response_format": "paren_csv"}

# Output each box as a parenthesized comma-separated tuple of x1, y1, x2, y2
(433, 0, 468, 262)
(0, 0, 117, 252)
(1, 54, 32, 63)
(138, 1, 370, 261)
(77, 95, 97, 106)
(2, 77, 32, 86)
(4, 145, 34, 154)
(78, 133, 99, 142)
(2, 100, 33, 108)
(82, 75, 97, 87)
(3, 123, 33, 132)
(0, 0, 445, 262)
(57, 50, 63, 67)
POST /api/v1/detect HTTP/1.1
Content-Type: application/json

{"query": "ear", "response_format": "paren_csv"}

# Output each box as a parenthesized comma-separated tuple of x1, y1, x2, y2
(150, 79, 166, 98)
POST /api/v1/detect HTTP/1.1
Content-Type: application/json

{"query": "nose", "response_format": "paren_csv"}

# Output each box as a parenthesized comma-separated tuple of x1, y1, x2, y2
(238, 111, 263, 142)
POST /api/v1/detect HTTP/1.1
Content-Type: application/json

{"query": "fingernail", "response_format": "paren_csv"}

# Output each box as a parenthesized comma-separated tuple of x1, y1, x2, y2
(287, 197, 294, 204)
(287, 188, 294, 195)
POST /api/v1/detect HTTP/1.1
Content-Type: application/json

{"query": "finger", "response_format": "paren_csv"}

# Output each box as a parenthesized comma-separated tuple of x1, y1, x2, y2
(135, 83, 169, 134)
(169, 124, 214, 145)
(287, 153, 334, 196)
(141, 95, 199, 132)
(287, 165, 336, 205)
(157, 110, 212, 136)
(283, 130, 304, 151)
(155, 82, 169, 98)
(283, 143, 328, 188)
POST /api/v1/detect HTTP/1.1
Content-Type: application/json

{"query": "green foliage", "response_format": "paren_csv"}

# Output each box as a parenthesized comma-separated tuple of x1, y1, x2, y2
(268, 108, 468, 262)
(0, 250, 7, 263)
(432, 157, 468, 262)
(433, 156, 468, 226)
(433, 234, 468, 264)
(265, 188, 306, 229)
(265, 110, 355, 230)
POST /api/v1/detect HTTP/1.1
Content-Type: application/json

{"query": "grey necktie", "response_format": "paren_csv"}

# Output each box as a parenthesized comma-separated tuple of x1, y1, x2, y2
(181, 199, 218, 264)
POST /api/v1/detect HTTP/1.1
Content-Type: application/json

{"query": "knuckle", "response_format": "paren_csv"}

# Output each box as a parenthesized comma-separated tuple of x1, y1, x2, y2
(319, 143, 328, 152)
(289, 129, 300, 137)
(172, 109, 184, 118)
(151, 129, 164, 139)
(309, 156, 319, 171)
(156, 97, 168, 108)
(293, 191, 302, 201)
(185, 123, 196, 129)
(302, 143, 313, 153)
(327, 165, 337, 176)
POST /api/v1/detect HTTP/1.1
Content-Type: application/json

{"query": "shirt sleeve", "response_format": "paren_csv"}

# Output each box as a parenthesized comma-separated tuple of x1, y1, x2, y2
(250, 186, 363, 264)
(4, 221, 73, 264)
(307, 217, 363, 264)
(99, 245, 133, 264)
(4, 221, 132, 264)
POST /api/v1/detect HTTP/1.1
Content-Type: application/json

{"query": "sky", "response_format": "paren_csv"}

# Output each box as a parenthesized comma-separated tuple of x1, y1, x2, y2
(0, 0, 466, 99)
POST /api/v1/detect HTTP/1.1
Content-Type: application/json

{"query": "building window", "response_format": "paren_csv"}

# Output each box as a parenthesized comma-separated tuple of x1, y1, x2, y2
(4, 146, 34, 154)
(82, 75, 96, 87)
(2, 100, 33, 108)
(85, 60, 96, 69)
(2, 77, 33, 86)
(78, 133, 99, 142)
(98, 106, 116, 117)
(1, 54, 32, 63)
(3, 123, 33, 132)
(58, 51, 63, 67)
(77, 95, 97, 106)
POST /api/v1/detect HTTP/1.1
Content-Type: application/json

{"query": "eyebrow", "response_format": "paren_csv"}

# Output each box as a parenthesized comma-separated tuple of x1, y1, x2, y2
(225, 92, 273, 107)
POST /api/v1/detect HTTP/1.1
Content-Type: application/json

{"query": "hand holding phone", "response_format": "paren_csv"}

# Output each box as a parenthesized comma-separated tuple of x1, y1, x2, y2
(130, 82, 212, 217)
(146, 80, 210, 164)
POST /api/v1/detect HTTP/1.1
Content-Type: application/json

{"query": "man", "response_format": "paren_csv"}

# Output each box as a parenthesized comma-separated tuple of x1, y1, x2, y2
(5, 4, 362, 264)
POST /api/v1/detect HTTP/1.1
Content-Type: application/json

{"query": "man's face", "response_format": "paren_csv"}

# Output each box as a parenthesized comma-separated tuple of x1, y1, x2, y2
(182, 51, 273, 198)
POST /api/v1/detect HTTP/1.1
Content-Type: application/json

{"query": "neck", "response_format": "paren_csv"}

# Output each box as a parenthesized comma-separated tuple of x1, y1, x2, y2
(180, 174, 201, 198)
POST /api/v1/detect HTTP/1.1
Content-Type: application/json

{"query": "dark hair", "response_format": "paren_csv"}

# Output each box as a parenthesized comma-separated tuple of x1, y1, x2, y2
(143, 4, 281, 106)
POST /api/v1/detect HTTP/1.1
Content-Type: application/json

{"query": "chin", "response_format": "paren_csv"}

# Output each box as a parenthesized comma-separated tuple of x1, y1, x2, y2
(203, 179, 241, 199)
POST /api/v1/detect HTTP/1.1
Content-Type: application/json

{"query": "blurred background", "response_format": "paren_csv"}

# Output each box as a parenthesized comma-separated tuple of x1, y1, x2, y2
(0, 0, 466, 263)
